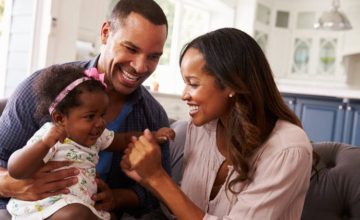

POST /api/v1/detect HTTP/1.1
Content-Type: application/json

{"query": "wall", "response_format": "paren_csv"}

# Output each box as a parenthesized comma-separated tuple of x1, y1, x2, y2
(0, 0, 35, 97)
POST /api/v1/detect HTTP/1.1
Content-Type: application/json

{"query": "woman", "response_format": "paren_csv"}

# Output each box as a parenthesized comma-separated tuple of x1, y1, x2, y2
(121, 28, 313, 220)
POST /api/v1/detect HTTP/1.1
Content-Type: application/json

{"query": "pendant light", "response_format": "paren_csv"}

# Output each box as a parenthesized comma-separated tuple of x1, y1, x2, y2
(314, 0, 352, 31)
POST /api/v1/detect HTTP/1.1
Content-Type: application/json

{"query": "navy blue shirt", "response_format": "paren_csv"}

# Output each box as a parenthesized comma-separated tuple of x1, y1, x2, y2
(0, 56, 171, 215)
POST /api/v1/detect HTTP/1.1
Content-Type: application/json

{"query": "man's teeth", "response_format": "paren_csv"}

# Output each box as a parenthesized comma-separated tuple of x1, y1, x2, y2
(123, 71, 139, 82)
(189, 105, 199, 113)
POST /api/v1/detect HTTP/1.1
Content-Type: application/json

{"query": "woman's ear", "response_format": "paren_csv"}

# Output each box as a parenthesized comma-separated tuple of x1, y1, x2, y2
(225, 87, 235, 98)
(51, 111, 65, 126)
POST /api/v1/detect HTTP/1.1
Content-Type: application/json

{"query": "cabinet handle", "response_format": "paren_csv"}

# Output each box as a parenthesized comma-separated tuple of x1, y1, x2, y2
(338, 105, 343, 110)
(347, 106, 352, 111)
(288, 100, 293, 105)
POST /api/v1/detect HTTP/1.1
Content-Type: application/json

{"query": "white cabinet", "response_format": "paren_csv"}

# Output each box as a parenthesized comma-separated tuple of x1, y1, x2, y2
(251, 0, 360, 88)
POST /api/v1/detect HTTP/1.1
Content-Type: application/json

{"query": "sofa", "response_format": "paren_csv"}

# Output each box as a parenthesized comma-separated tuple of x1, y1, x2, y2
(302, 142, 360, 220)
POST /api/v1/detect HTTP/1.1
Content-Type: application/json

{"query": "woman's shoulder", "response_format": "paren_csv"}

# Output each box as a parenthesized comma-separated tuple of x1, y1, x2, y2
(262, 120, 312, 155)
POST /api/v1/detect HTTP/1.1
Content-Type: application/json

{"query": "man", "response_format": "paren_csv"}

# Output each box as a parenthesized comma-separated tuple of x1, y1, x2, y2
(0, 0, 170, 218)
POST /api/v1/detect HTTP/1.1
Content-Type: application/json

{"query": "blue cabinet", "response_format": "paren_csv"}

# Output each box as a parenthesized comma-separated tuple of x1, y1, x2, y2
(343, 101, 360, 146)
(295, 97, 344, 143)
(282, 93, 359, 146)
(283, 96, 296, 112)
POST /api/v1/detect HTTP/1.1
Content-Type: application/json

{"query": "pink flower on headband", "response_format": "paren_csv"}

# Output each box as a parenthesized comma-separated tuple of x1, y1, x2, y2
(84, 67, 107, 88)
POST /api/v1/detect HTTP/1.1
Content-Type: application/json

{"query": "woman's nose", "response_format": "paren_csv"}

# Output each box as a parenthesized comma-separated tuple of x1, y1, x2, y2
(181, 88, 190, 101)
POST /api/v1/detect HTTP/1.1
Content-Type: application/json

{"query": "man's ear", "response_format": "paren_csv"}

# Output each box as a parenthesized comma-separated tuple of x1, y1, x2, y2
(51, 111, 65, 126)
(100, 21, 111, 44)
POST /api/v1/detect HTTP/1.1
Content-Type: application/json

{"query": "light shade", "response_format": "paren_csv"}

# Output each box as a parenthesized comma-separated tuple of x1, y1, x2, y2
(314, 0, 352, 31)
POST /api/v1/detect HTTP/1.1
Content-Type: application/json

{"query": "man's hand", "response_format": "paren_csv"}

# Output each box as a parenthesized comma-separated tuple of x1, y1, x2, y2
(92, 177, 140, 212)
(0, 161, 78, 200)
(92, 177, 117, 211)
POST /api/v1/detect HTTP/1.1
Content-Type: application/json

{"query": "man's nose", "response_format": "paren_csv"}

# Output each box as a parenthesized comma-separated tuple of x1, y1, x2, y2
(130, 55, 148, 74)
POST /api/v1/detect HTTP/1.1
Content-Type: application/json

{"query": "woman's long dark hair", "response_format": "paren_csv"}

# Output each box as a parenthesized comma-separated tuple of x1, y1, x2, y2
(180, 28, 301, 194)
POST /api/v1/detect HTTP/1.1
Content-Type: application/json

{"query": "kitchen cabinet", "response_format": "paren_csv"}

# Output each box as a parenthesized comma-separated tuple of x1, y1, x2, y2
(295, 96, 345, 143)
(282, 93, 359, 146)
(343, 101, 360, 146)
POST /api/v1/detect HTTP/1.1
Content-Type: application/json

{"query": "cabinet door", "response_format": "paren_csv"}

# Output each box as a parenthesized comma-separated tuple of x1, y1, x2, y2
(343, 103, 360, 147)
(282, 95, 297, 112)
(295, 98, 344, 142)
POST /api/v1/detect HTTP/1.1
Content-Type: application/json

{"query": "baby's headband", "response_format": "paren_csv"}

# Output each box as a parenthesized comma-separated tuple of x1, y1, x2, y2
(48, 67, 106, 114)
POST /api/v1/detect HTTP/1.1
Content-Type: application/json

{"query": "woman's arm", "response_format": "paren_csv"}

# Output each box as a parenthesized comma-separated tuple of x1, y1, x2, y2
(107, 127, 175, 152)
(121, 129, 204, 220)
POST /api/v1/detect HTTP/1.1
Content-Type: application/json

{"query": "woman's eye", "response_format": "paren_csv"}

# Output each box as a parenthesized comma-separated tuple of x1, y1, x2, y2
(188, 82, 198, 88)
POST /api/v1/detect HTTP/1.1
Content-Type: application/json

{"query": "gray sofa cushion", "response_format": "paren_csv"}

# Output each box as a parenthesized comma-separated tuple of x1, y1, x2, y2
(302, 142, 360, 220)
(0, 98, 6, 116)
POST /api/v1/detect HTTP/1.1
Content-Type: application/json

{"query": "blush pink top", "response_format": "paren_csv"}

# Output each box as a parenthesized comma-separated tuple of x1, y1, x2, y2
(181, 120, 312, 220)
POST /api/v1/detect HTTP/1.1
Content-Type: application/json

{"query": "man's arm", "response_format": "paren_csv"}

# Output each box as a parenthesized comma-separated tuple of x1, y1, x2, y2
(0, 163, 79, 201)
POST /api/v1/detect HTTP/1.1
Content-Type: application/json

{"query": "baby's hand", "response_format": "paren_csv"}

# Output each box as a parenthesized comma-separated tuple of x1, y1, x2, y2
(153, 127, 175, 144)
(42, 124, 67, 148)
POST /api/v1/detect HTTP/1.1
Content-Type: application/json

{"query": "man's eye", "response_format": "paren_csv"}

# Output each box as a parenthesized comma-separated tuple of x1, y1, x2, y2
(149, 54, 161, 61)
(126, 46, 137, 53)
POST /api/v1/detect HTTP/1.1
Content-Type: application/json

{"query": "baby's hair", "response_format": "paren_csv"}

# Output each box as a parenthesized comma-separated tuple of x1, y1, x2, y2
(33, 64, 106, 119)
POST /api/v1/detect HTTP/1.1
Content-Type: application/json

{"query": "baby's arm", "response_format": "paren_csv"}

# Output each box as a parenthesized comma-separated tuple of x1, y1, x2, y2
(154, 127, 175, 144)
(7, 124, 66, 179)
(107, 127, 175, 152)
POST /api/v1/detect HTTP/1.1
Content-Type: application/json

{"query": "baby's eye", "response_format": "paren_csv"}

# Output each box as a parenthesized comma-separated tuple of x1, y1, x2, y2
(85, 114, 95, 120)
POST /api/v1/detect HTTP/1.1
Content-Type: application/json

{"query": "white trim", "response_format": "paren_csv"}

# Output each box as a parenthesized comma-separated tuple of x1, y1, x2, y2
(0, 0, 13, 98)
(28, 0, 44, 73)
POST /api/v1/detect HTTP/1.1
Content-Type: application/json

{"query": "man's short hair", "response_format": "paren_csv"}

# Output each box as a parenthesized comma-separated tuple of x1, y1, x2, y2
(110, 0, 168, 31)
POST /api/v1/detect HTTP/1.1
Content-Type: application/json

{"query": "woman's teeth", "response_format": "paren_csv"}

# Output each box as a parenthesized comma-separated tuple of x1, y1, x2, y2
(189, 105, 199, 113)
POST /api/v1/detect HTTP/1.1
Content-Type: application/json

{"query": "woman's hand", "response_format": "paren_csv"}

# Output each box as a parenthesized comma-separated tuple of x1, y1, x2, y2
(0, 161, 78, 201)
(121, 129, 165, 185)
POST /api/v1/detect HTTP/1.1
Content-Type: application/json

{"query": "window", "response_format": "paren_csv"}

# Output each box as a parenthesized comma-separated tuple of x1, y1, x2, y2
(296, 12, 316, 29)
(276, 11, 289, 28)
(145, 0, 234, 94)
(318, 38, 337, 74)
(256, 4, 271, 25)
(292, 38, 311, 74)
(155, 0, 175, 65)
(0, 0, 4, 37)
(254, 30, 268, 53)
